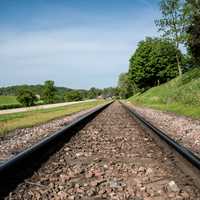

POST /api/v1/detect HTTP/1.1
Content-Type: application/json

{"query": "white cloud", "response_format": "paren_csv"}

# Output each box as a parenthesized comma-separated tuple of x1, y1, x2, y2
(0, 5, 159, 88)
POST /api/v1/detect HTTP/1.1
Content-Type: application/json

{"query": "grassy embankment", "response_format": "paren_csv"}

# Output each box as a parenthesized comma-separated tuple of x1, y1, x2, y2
(129, 68, 200, 119)
(0, 100, 107, 136)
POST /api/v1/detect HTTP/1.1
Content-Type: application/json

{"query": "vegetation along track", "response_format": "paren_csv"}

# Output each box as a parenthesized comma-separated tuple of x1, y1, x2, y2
(1, 101, 200, 199)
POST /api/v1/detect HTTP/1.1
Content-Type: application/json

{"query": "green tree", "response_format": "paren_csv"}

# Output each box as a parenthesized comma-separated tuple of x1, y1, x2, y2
(43, 80, 56, 104)
(17, 90, 36, 107)
(155, 0, 188, 76)
(118, 73, 135, 99)
(129, 37, 181, 90)
(65, 91, 83, 101)
(101, 87, 118, 98)
(87, 87, 101, 99)
(186, 0, 200, 64)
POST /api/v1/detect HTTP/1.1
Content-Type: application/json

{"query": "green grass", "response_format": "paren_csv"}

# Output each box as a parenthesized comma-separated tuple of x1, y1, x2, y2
(0, 100, 107, 136)
(129, 68, 200, 119)
(0, 96, 19, 105)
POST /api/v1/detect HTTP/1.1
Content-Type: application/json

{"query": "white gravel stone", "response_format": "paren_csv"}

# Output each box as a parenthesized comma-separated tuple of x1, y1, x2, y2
(167, 181, 180, 193)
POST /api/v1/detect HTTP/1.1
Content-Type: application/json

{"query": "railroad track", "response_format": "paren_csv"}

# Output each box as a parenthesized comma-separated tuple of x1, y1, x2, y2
(0, 102, 112, 198)
(1, 101, 200, 199)
(121, 102, 200, 177)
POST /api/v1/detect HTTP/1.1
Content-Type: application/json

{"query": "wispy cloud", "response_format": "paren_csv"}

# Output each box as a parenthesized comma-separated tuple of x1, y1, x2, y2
(0, 0, 160, 89)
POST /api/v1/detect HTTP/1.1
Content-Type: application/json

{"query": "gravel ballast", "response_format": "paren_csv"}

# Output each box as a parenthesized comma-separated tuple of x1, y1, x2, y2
(7, 102, 200, 199)
(128, 103, 200, 157)
(0, 106, 103, 161)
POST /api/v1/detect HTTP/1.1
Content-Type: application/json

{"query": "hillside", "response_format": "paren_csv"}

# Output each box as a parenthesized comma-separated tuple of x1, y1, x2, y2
(129, 68, 200, 118)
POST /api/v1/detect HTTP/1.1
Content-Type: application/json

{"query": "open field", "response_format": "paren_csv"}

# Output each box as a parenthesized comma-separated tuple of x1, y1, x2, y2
(0, 100, 107, 135)
(129, 68, 200, 119)
(0, 96, 19, 105)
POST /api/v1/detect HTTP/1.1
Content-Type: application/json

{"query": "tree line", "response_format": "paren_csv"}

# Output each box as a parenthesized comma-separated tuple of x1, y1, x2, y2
(0, 81, 118, 107)
(118, 0, 200, 99)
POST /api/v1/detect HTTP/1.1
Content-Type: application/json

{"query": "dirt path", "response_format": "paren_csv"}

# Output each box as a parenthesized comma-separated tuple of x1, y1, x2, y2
(0, 100, 95, 115)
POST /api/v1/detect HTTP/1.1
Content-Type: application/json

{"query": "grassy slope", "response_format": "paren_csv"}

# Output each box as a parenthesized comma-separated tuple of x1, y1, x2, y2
(0, 100, 107, 135)
(0, 96, 19, 105)
(129, 68, 200, 118)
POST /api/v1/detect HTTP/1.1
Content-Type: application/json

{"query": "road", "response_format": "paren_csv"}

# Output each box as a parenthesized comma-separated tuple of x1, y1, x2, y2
(0, 99, 96, 115)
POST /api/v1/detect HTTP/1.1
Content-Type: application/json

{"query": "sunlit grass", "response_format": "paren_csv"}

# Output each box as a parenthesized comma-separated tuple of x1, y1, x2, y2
(0, 96, 19, 105)
(129, 68, 200, 119)
(0, 100, 107, 135)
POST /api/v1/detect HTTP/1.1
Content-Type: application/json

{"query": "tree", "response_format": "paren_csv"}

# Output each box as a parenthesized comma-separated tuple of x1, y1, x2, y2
(43, 80, 56, 104)
(186, 0, 200, 64)
(101, 87, 119, 98)
(17, 90, 36, 107)
(129, 37, 181, 90)
(118, 73, 135, 99)
(155, 0, 188, 76)
(65, 91, 83, 102)
(87, 87, 101, 99)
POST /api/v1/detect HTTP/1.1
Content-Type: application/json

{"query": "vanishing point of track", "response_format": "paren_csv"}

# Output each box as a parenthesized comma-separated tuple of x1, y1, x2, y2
(1, 101, 200, 199)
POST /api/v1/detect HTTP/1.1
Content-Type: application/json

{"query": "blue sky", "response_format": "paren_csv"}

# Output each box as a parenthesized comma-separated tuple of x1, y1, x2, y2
(0, 0, 160, 89)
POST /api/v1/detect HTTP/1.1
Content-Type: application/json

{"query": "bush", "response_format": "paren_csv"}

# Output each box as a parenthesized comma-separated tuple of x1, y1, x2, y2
(0, 103, 22, 110)
(65, 91, 83, 102)
(17, 90, 37, 107)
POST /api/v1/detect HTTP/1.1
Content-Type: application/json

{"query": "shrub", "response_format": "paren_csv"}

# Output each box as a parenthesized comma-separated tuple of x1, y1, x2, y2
(17, 90, 37, 107)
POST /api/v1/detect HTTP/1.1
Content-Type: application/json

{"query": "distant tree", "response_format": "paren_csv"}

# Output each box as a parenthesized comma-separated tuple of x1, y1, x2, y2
(129, 37, 182, 90)
(88, 87, 102, 99)
(43, 80, 56, 104)
(101, 87, 118, 98)
(155, 0, 188, 76)
(78, 90, 88, 100)
(186, 0, 200, 64)
(65, 91, 83, 102)
(17, 90, 36, 107)
(118, 73, 135, 99)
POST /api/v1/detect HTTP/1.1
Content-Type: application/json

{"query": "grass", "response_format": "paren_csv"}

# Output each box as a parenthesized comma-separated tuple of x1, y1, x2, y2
(129, 68, 200, 119)
(0, 100, 107, 135)
(0, 96, 19, 105)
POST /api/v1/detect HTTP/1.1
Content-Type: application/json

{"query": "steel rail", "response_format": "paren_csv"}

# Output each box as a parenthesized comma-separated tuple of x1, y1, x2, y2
(0, 101, 113, 198)
(121, 102, 200, 171)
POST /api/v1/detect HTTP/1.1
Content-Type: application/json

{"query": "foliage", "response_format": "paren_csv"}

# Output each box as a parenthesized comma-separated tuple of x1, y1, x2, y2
(65, 91, 83, 101)
(0, 85, 71, 97)
(43, 80, 56, 104)
(129, 37, 181, 90)
(118, 73, 135, 99)
(155, 0, 187, 44)
(129, 68, 200, 118)
(186, 0, 200, 64)
(0, 83, 119, 106)
(155, 0, 188, 76)
(17, 90, 37, 107)
(0, 104, 22, 110)
(101, 87, 119, 98)
(87, 87, 102, 99)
